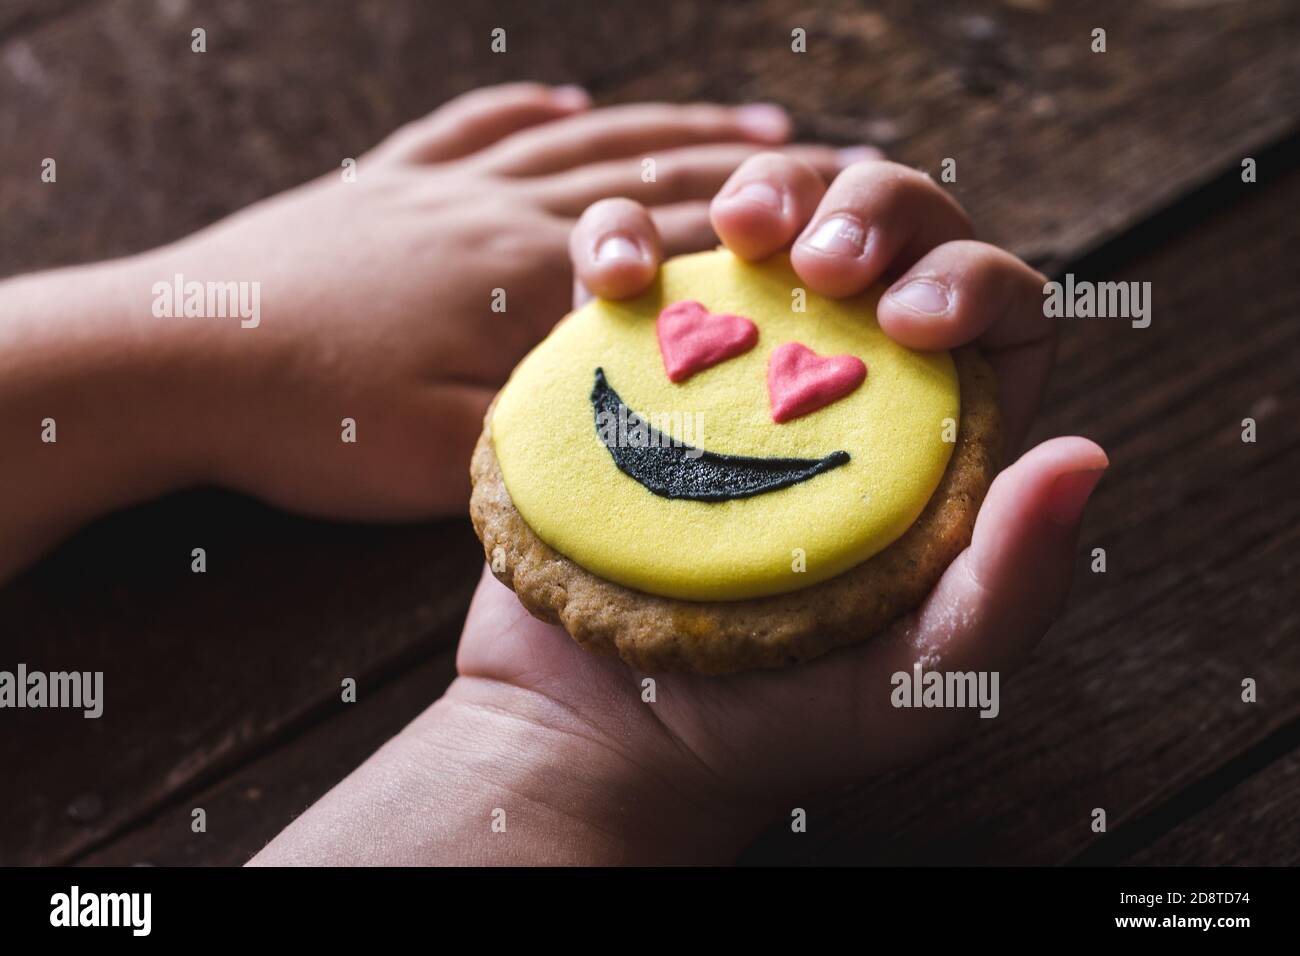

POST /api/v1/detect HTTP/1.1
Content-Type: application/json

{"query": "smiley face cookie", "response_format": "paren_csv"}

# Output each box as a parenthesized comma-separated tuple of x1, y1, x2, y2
(470, 249, 999, 674)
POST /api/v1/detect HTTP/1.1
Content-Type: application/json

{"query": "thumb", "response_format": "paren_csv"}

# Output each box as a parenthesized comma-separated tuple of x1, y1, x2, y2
(823, 435, 1106, 773)
(912, 435, 1108, 675)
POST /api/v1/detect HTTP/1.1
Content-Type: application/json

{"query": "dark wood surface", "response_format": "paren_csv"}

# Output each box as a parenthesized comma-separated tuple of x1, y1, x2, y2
(1130, 749, 1300, 867)
(1, 0, 1297, 866)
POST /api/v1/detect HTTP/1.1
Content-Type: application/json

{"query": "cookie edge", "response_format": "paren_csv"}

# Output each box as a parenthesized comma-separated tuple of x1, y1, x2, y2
(470, 345, 1000, 675)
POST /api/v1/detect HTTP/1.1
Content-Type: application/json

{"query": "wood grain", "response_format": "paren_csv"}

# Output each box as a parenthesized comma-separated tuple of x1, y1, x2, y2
(77, 648, 460, 866)
(1, 0, 1297, 865)
(0, 494, 481, 865)
(560, 0, 1300, 272)
(3, 0, 1297, 277)
(1127, 748, 1300, 867)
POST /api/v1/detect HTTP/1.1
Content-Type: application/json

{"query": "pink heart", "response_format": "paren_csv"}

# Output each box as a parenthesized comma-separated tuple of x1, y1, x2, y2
(767, 342, 867, 423)
(656, 300, 759, 383)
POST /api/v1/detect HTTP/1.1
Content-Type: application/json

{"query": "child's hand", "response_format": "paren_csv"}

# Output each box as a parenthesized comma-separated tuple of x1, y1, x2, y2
(139, 85, 849, 520)
(0, 85, 862, 577)
(255, 153, 1108, 865)
(457, 154, 1106, 847)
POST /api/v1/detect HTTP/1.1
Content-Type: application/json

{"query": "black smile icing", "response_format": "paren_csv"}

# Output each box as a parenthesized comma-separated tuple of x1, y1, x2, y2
(591, 368, 850, 502)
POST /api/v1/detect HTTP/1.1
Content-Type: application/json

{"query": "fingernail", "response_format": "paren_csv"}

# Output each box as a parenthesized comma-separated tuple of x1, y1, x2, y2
(724, 180, 784, 211)
(1046, 467, 1106, 526)
(552, 85, 590, 108)
(836, 145, 884, 168)
(887, 279, 951, 315)
(800, 214, 867, 256)
(595, 233, 646, 264)
(735, 103, 791, 141)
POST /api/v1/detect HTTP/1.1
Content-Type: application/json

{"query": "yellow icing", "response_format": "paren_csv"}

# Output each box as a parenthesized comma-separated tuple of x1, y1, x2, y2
(491, 249, 959, 601)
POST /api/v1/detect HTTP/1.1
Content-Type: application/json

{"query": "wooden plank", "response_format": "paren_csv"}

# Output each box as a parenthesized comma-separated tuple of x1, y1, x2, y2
(0, 0, 555, 275)
(4, 0, 1297, 278)
(76, 649, 460, 866)
(1126, 743, 1300, 867)
(601, 0, 1300, 273)
(3, 0, 1297, 865)
(741, 163, 1300, 865)
(0, 495, 482, 865)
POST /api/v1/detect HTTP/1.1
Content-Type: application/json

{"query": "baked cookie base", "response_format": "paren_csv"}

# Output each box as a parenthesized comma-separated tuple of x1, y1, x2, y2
(470, 346, 1000, 675)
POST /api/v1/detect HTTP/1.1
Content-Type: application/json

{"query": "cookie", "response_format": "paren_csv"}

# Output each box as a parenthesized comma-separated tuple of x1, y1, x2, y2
(470, 249, 1000, 674)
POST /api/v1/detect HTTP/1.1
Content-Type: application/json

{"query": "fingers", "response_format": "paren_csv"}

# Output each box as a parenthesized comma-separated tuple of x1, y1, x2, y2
(569, 198, 662, 301)
(709, 152, 830, 260)
(526, 144, 842, 217)
(790, 161, 973, 298)
(878, 241, 1047, 349)
(569, 199, 717, 308)
(877, 240, 1055, 451)
(572, 201, 716, 310)
(472, 102, 793, 177)
(374, 83, 590, 164)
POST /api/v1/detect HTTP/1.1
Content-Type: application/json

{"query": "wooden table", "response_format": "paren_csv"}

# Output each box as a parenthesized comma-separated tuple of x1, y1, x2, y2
(2, 0, 1296, 866)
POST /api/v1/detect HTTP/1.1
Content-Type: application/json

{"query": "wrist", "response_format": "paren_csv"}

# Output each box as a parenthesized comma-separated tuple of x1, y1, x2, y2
(0, 256, 216, 566)
(428, 676, 763, 864)
(252, 674, 766, 865)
